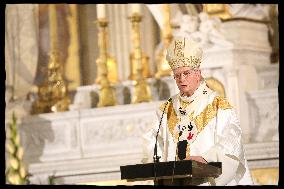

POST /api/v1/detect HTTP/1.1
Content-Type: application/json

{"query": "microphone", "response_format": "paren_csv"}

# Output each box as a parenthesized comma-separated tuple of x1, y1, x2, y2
(153, 97, 172, 184)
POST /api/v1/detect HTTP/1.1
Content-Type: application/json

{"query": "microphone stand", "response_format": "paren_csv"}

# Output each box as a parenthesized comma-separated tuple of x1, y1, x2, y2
(153, 98, 171, 185)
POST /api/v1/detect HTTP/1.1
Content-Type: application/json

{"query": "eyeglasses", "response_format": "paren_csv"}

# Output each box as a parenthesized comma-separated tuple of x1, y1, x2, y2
(173, 70, 194, 80)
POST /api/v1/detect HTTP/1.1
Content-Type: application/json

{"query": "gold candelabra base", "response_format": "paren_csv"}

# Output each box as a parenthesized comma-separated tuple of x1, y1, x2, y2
(129, 13, 152, 103)
(155, 33, 173, 78)
(128, 52, 152, 80)
(95, 55, 119, 84)
(155, 52, 172, 78)
(97, 75, 116, 107)
(31, 51, 70, 114)
(132, 70, 152, 104)
(155, 69, 172, 78)
(31, 96, 70, 114)
(31, 79, 71, 114)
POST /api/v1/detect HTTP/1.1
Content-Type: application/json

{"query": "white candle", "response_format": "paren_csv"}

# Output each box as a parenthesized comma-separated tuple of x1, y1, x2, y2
(97, 4, 106, 19)
(131, 4, 141, 15)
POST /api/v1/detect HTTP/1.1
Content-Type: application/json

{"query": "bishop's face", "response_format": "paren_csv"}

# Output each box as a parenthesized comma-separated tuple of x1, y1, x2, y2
(173, 66, 201, 97)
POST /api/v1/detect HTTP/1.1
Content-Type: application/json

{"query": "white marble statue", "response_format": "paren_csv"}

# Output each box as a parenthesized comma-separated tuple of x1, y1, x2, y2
(175, 15, 204, 52)
(176, 14, 199, 38)
(198, 12, 233, 49)
(175, 12, 233, 51)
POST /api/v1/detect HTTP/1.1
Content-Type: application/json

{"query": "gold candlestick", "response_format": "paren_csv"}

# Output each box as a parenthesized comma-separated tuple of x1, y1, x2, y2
(95, 20, 119, 84)
(128, 13, 152, 80)
(129, 13, 152, 103)
(96, 19, 116, 107)
(155, 4, 173, 78)
(31, 4, 70, 114)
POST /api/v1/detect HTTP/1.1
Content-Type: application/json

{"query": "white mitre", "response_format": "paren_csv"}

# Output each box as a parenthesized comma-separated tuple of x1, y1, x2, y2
(166, 37, 203, 70)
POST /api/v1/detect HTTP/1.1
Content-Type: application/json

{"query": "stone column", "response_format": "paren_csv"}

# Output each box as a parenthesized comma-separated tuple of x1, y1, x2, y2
(223, 66, 241, 119)
(237, 64, 258, 143)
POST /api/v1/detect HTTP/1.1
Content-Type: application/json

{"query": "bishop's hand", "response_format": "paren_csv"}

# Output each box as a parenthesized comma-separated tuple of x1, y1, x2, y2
(187, 156, 208, 164)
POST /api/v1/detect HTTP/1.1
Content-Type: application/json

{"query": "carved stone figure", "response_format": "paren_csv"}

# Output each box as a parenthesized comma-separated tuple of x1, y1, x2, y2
(198, 12, 233, 49)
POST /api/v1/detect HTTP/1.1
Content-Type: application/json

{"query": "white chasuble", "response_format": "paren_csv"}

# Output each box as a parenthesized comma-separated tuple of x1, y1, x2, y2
(142, 82, 254, 185)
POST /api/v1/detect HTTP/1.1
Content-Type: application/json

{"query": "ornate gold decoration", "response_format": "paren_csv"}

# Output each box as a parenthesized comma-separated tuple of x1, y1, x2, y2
(97, 74, 116, 107)
(205, 77, 226, 97)
(129, 13, 152, 103)
(95, 19, 116, 107)
(31, 4, 70, 114)
(203, 4, 232, 20)
(96, 56, 119, 84)
(65, 4, 81, 91)
(6, 112, 27, 184)
(129, 52, 152, 80)
(106, 55, 119, 83)
(194, 96, 232, 132)
(155, 4, 173, 78)
(165, 102, 178, 137)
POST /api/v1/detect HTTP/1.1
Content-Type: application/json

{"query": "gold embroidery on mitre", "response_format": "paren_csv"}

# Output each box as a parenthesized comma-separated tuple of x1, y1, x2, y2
(167, 38, 202, 70)
(168, 56, 201, 70)
(194, 96, 233, 132)
(174, 39, 185, 58)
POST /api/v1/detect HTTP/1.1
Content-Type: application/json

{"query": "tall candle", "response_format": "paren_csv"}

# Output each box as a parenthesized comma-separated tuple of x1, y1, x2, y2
(97, 4, 106, 19)
(162, 4, 171, 32)
(131, 4, 141, 15)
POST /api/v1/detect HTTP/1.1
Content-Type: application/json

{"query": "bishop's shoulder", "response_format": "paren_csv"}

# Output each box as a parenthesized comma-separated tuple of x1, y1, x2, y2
(213, 95, 233, 110)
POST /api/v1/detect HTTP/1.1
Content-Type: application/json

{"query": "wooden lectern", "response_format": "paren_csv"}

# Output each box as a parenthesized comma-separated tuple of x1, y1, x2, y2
(120, 160, 222, 185)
